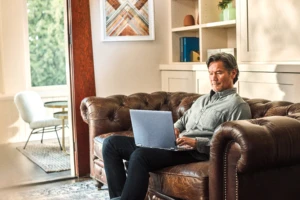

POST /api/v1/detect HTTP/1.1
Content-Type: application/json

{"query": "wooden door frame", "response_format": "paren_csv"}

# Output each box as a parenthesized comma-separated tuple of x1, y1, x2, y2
(67, 0, 95, 176)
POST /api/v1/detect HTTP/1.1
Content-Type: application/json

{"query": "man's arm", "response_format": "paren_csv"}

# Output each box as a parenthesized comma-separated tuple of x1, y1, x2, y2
(174, 128, 180, 139)
(174, 95, 206, 133)
(229, 102, 252, 121)
(173, 108, 192, 132)
(176, 102, 251, 154)
(176, 136, 210, 154)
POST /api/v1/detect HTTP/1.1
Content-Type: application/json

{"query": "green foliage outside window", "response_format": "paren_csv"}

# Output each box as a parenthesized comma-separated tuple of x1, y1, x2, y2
(27, 0, 66, 87)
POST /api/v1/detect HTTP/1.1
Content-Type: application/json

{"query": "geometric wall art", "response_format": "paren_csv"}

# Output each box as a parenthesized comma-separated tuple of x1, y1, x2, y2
(101, 0, 155, 41)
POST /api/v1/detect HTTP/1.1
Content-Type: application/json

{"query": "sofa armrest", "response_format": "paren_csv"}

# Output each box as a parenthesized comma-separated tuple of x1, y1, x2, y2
(80, 95, 132, 139)
(209, 116, 300, 200)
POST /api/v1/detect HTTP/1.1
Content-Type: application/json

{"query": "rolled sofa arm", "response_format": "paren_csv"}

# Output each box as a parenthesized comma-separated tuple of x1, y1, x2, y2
(80, 95, 132, 139)
(209, 116, 300, 200)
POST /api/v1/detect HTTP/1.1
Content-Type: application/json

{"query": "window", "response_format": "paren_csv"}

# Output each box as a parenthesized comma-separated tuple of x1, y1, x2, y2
(27, 0, 66, 87)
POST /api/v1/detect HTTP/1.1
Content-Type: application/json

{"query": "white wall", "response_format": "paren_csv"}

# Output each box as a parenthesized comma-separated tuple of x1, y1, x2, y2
(238, 0, 300, 62)
(89, 0, 169, 97)
(0, 0, 28, 96)
(0, 0, 29, 144)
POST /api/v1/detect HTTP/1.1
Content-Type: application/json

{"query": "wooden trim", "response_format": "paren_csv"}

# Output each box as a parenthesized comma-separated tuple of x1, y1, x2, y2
(68, 0, 96, 176)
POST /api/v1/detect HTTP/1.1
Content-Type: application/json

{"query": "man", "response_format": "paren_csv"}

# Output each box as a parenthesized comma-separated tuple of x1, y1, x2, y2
(102, 53, 251, 200)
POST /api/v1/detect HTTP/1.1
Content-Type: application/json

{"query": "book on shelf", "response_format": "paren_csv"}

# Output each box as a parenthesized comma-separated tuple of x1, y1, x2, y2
(180, 37, 199, 62)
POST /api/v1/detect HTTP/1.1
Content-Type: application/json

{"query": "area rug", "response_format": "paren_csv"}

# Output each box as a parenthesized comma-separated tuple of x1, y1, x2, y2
(2, 179, 109, 200)
(16, 141, 70, 173)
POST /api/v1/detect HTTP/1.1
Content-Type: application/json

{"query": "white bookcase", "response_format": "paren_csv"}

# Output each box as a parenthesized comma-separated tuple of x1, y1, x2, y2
(170, 0, 237, 63)
(162, 0, 237, 93)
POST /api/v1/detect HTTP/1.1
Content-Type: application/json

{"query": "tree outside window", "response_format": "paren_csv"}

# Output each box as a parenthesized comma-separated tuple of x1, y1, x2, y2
(27, 0, 66, 87)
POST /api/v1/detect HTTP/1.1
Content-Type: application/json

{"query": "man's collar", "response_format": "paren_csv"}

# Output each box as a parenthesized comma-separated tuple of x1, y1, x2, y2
(210, 88, 237, 98)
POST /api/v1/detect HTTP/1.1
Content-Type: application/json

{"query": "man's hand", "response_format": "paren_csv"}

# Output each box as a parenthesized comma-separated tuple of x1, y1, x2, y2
(174, 128, 180, 139)
(176, 137, 197, 149)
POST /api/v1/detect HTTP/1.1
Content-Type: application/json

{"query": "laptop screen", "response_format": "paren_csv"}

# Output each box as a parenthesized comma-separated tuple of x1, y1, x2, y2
(129, 110, 177, 149)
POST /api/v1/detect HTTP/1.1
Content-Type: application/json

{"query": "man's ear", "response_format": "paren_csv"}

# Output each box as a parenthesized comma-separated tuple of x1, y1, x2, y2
(231, 69, 237, 78)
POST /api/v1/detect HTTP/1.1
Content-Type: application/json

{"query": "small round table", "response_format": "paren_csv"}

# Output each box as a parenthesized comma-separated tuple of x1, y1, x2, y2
(44, 101, 68, 153)
(44, 101, 68, 111)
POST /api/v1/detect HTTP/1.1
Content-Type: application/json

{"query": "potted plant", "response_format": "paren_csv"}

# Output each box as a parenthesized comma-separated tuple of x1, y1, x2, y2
(218, 0, 232, 10)
(218, 0, 235, 21)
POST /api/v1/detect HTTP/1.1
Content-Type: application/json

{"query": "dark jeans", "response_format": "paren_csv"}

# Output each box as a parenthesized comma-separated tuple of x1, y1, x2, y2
(102, 135, 205, 200)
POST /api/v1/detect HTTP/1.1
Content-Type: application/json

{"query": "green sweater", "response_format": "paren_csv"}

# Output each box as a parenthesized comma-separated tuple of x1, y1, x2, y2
(174, 88, 251, 157)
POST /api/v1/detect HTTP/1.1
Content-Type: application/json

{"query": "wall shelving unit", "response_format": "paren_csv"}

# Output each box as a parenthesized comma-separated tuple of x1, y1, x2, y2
(170, 0, 237, 63)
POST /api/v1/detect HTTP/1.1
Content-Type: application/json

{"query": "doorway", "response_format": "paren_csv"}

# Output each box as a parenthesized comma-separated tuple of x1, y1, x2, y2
(0, 0, 75, 188)
(0, 0, 95, 188)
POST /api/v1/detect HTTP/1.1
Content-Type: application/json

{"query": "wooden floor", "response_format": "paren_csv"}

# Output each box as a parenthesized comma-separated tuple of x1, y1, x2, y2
(0, 139, 74, 189)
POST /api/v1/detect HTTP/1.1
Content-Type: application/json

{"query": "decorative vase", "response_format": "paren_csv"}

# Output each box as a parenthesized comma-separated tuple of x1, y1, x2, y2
(183, 15, 195, 26)
(221, 2, 236, 21)
(219, 12, 223, 21)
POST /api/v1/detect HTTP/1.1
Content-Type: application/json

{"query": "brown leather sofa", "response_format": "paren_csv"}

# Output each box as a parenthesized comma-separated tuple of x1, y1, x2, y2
(80, 91, 300, 200)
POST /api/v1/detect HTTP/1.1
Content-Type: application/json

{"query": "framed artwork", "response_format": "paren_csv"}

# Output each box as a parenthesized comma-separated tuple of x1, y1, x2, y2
(101, 0, 155, 42)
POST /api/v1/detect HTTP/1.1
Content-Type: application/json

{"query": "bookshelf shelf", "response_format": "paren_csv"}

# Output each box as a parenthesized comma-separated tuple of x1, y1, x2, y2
(172, 25, 200, 32)
(201, 20, 236, 28)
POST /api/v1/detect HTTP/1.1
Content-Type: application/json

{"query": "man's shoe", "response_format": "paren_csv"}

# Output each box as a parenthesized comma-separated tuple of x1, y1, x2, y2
(111, 197, 121, 200)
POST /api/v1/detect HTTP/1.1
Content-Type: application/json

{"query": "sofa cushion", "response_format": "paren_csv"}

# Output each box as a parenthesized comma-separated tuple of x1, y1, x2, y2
(149, 161, 210, 200)
(94, 132, 133, 160)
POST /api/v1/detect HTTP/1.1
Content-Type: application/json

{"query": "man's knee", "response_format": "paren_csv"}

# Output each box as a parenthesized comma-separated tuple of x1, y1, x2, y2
(102, 136, 111, 151)
(102, 136, 118, 157)
(130, 148, 148, 163)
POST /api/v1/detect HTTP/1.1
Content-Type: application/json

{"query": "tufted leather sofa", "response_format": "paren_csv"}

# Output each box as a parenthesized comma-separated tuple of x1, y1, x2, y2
(80, 91, 300, 200)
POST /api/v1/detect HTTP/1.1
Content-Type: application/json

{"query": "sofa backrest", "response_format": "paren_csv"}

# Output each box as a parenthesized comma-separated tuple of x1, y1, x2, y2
(80, 91, 300, 136)
(164, 93, 300, 120)
(147, 93, 300, 120)
(106, 91, 202, 123)
(246, 99, 300, 119)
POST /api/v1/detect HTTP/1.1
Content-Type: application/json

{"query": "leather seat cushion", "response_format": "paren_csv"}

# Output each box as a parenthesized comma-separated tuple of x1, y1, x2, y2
(94, 132, 134, 160)
(149, 161, 209, 200)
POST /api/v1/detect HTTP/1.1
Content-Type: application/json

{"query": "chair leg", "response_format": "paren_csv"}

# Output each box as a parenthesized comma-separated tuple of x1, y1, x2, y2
(41, 127, 45, 143)
(55, 126, 63, 150)
(24, 129, 34, 149)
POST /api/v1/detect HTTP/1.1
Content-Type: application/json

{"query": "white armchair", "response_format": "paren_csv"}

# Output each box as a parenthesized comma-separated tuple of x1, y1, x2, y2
(14, 91, 63, 149)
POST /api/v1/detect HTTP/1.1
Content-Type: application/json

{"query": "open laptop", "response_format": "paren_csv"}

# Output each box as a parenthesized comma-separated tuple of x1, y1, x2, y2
(129, 109, 193, 151)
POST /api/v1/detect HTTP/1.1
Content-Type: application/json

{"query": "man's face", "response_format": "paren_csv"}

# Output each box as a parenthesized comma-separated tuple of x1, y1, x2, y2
(208, 61, 237, 92)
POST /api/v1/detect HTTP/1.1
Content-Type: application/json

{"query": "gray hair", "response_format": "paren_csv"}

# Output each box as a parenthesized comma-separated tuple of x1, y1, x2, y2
(206, 52, 239, 84)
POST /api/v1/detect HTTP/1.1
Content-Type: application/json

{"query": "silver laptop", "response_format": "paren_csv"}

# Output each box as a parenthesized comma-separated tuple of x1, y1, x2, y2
(129, 109, 192, 151)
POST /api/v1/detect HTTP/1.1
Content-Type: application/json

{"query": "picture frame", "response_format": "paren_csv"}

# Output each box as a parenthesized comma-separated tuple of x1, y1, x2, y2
(101, 0, 155, 42)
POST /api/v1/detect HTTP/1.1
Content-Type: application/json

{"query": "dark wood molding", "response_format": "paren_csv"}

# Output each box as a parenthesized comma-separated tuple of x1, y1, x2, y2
(68, 0, 96, 176)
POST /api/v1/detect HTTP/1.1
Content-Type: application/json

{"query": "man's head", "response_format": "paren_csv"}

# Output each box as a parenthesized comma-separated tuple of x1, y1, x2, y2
(206, 53, 238, 92)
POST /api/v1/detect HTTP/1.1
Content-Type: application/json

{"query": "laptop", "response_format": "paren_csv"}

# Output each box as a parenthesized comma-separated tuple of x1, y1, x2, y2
(129, 109, 193, 151)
